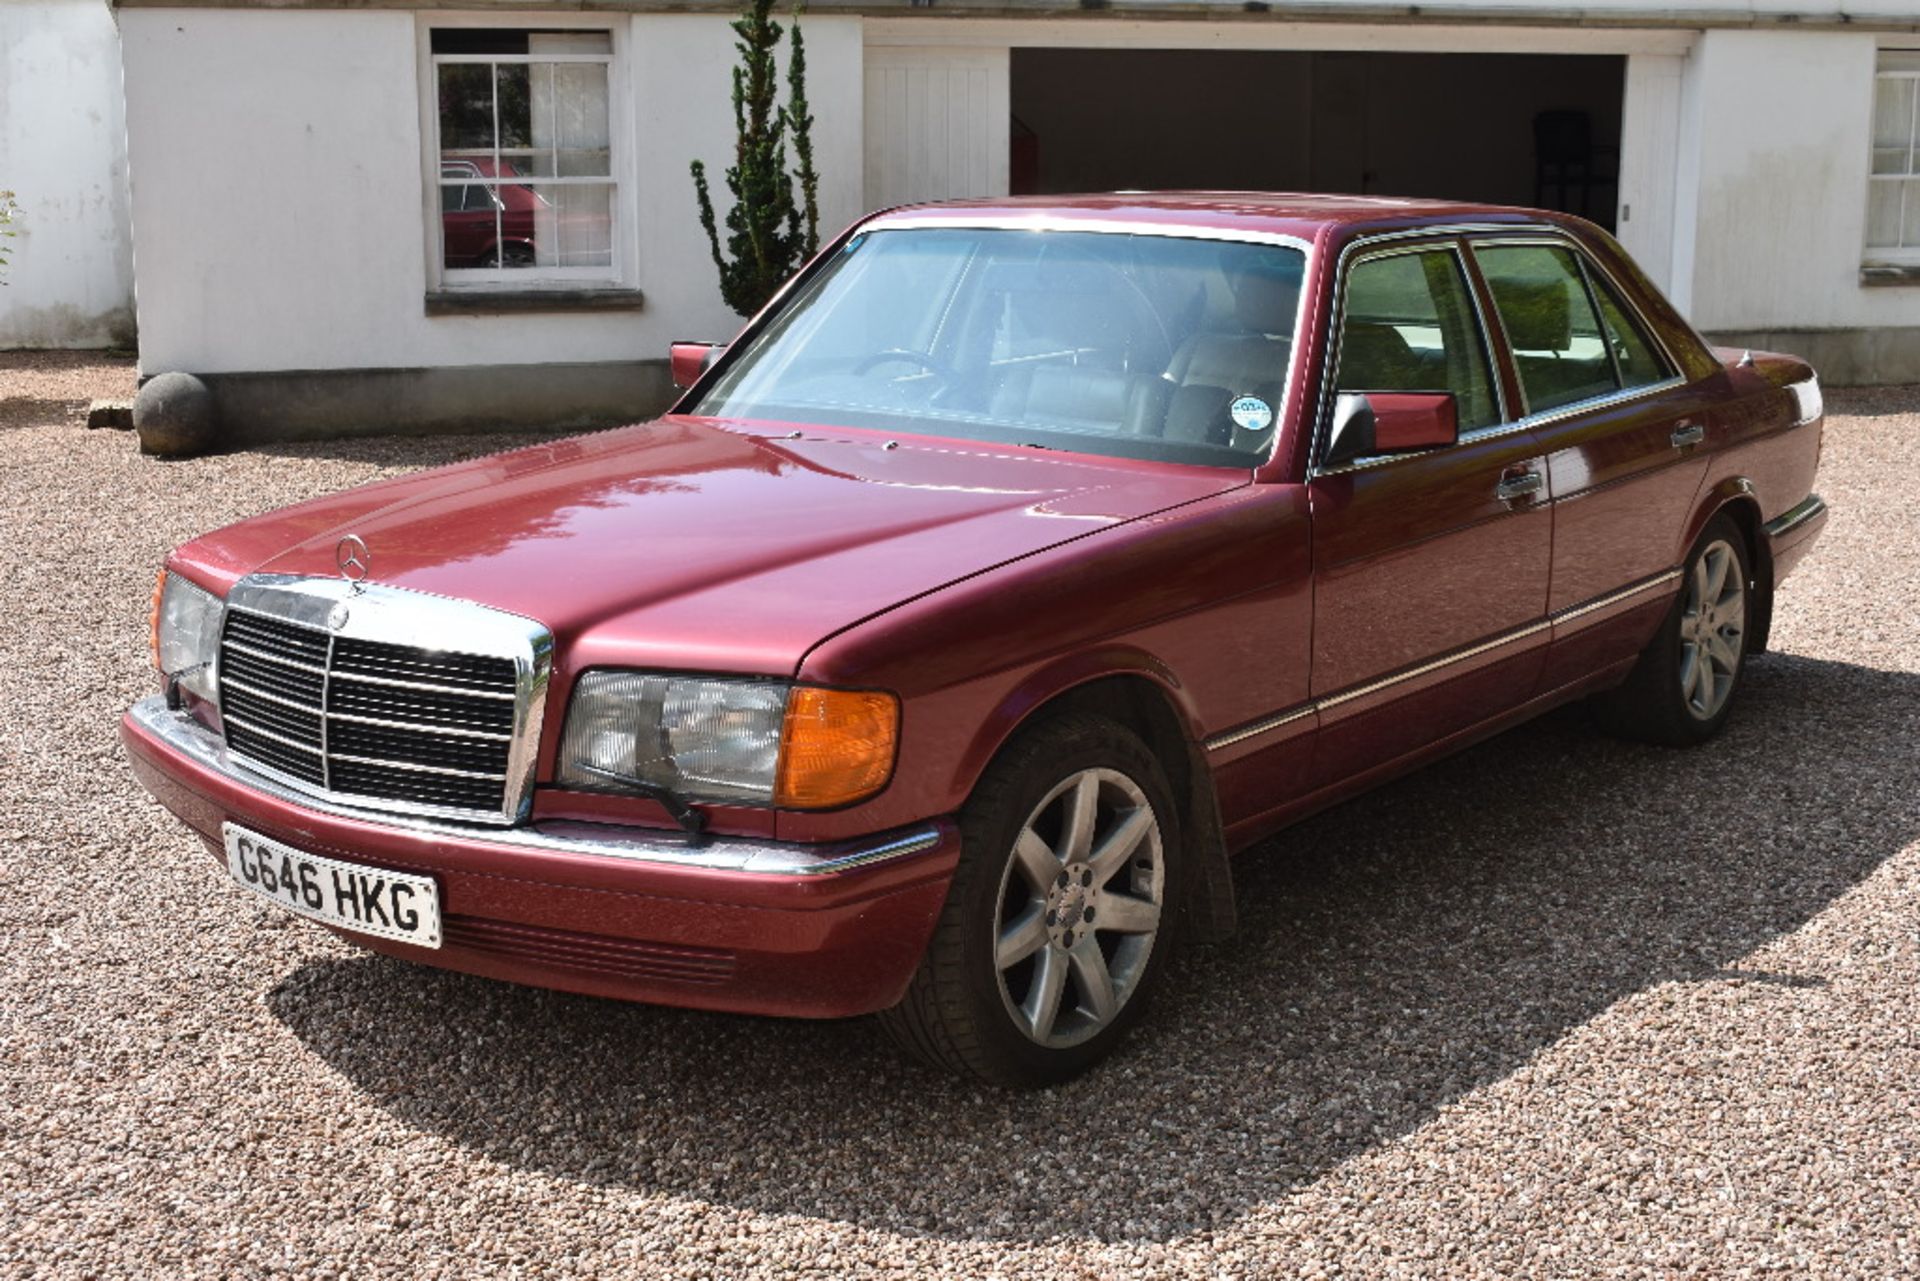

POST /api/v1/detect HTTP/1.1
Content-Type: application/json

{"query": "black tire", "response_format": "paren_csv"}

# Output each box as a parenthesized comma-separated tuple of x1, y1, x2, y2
(879, 713, 1183, 1088)
(1592, 513, 1754, 746)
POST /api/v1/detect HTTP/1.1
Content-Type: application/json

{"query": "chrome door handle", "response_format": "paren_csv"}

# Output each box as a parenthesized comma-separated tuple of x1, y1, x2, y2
(1495, 470, 1544, 502)
(1671, 422, 1706, 448)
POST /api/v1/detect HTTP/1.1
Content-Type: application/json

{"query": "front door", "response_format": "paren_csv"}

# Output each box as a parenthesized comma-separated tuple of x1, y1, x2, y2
(1306, 239, 1555, 790)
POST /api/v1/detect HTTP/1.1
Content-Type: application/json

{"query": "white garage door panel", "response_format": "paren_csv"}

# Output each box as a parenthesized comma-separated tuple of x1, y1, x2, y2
(1617, 52, 1684, 298)
(864, 47, 1009, 209)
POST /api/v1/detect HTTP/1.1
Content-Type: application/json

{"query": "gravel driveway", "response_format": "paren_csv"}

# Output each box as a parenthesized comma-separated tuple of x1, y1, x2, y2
(3, 354, 1916, 1277)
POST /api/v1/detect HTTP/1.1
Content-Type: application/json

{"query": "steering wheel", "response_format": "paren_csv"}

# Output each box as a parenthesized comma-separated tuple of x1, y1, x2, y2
(852, 348, 962, 384)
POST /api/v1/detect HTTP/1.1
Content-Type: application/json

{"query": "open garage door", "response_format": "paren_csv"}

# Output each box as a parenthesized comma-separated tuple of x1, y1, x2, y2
(1009, 50, 1626, 232)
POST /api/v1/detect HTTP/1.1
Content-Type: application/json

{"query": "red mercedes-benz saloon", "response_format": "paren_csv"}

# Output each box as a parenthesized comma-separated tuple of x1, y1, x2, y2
(124, 193, 1829, 1086)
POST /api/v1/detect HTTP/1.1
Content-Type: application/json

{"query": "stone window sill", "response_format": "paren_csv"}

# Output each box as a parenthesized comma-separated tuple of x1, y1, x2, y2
(1859, 264, 1920, 288)
(425, 288, 646, 316)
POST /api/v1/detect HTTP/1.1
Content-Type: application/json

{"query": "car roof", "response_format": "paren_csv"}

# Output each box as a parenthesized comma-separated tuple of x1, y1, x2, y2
(866, 191, 1567, 246)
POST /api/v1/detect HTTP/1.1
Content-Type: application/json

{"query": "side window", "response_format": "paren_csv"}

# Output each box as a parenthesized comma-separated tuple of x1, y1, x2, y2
(1473, 244, 1616, 414)
(1334, 249, 1500, 432)
(1587, 269, 1670, 391)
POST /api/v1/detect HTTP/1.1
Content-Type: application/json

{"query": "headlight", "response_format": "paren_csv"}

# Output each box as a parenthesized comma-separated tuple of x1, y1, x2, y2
(149, 570, 223, 703)
(557, 672, 898, 810)
(1789, 375, 1823, 426)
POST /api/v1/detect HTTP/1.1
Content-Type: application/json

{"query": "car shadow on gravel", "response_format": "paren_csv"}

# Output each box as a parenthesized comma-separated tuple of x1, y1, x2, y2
(268, 653, 1920, 1245)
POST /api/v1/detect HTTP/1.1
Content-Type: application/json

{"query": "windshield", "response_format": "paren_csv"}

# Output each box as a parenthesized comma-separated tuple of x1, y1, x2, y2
(692, 228, 1306, 469)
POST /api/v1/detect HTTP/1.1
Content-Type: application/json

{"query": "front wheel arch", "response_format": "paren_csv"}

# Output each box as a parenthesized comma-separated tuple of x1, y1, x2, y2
(955, 668, 1236, 945)
(882, 710, 1187, 1084)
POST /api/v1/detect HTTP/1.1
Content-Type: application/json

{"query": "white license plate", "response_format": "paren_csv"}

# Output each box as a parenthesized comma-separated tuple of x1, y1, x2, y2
(222, 823, 442, 949)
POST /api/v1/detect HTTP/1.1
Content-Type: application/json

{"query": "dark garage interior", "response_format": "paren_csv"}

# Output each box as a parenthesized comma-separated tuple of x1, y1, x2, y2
(1010, 50, 1626, 230)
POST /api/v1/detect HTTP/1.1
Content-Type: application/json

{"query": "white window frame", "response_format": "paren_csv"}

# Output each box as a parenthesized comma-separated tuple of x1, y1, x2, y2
(417, 13, 636, 293)
(1866, 53, 1920, 267)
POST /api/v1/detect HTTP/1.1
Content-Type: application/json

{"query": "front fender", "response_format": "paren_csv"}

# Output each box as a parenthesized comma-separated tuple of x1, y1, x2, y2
(945, 646, 1205, 806)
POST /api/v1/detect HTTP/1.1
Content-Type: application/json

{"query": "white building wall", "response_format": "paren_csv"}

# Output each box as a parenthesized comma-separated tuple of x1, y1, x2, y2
(0, 0, 135, 349)
(1680, 29, 1890, 333)
(109, 5, 1920, 389)
(118, 9, 865, 376)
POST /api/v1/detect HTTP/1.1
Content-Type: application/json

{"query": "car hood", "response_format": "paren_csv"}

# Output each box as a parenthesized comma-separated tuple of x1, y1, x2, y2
(178, 416, 1246, 675)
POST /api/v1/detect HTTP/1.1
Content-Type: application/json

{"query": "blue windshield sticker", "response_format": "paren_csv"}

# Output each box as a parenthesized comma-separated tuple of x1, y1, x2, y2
(1230, 396, 1275, 433)
(844, 234, 866, 254)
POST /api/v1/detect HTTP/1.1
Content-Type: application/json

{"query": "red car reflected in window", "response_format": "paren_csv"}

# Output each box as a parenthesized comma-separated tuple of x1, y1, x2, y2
(440, 157, 543, 269)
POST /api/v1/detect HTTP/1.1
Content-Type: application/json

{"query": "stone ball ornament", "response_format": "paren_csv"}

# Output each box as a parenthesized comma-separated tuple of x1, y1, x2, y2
(133, 372, 217, 457)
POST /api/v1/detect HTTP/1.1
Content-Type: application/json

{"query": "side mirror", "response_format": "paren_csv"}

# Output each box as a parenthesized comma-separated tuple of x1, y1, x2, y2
(1325, 392, 1457, 468)
(669, 341, 725, 391)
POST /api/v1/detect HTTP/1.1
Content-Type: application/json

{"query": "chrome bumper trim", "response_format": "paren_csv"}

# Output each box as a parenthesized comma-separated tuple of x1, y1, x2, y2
(1763, 493, 1827, 540)
(127, 696, 944, 878)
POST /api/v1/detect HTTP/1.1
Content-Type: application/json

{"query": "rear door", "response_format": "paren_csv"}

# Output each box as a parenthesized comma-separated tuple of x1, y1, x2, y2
(1305, 237, 1554, 790)
(1467, 237, 1716, 686)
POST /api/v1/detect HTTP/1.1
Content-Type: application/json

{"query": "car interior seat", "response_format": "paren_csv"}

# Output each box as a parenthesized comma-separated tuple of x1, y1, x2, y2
(1131, 260, 1300, 449)
(1495, 277, 1613, 409)
(984, 260, 1152, 433)
(1334, 322, 1429, 392)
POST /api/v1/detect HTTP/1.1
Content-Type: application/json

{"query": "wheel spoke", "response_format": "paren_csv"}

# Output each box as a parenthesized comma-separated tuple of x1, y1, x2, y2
(1087, 806, 1152, 887)
(1022, 946, 1068, 1042)
(1680, 644, 1705, 708)
(1704, 546, 1730, 604)
(1691, 557, 1712, 615)
(1706, 631, 1740, 672)
(1097, 891, 1160, 935)
(1066, 938, 1117, 1024)
(1012, 826, 1059, 894)
(996, 906, 1049, 970)
(1058, 773, 1100, 862)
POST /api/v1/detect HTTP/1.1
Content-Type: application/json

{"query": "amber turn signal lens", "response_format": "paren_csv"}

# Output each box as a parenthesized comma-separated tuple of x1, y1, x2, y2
(775, 687, 899, 809)
(149, 568, 169, 671)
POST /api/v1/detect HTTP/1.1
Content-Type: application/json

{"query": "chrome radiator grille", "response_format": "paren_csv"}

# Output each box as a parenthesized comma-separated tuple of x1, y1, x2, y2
(215, 577, 550, 824)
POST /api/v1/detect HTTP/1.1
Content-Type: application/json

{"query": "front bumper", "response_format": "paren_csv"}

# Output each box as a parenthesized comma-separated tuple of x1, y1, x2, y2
(122, 696, 959, 1017)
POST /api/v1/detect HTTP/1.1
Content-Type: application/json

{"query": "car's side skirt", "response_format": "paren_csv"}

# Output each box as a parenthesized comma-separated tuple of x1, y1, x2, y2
(1219, 655, 1639, 855)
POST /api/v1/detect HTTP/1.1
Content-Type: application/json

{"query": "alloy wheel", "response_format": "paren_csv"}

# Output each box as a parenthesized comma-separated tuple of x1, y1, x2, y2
(992, 767, 1165, 1049)
(1680, 538, 1746, 721)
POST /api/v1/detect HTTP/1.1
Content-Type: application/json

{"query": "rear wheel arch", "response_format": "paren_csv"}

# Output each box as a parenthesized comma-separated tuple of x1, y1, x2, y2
(1683, 480, 1772, 654)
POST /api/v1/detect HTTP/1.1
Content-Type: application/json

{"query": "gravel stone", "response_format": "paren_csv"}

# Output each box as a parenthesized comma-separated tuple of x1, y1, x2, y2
(2, 354, 1915, 1278)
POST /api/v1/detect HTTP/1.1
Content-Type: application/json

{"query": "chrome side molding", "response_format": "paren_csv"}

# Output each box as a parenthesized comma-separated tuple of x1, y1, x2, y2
(1205, 569, 1682, 753)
